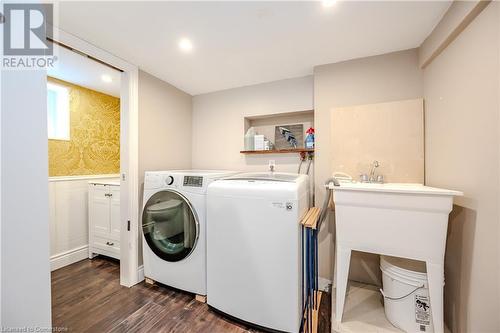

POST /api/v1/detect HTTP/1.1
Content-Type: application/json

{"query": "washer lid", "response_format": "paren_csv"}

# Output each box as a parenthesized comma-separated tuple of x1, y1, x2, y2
(224, 172, 300, 182)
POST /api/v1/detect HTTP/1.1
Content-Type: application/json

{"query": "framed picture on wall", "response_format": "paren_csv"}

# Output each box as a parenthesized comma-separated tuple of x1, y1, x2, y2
(274, 124, 304, 149)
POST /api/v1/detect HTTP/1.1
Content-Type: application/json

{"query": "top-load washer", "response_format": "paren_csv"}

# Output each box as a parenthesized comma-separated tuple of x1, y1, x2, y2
(207, 172, 309, 332)
(142, 170, 237, 295)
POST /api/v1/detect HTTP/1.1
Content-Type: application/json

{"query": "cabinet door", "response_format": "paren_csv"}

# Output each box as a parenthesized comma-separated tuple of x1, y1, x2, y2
(109, 186, 121, 240)
(89, 185, 110, 236)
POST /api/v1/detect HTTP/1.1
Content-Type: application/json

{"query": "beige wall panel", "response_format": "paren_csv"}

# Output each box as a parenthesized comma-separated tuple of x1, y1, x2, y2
(314, 49, 423, 283)
(331, 99, 424, 183)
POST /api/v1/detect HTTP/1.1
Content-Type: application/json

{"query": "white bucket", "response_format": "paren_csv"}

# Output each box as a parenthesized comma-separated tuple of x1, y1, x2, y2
(380, 256, 438, 333)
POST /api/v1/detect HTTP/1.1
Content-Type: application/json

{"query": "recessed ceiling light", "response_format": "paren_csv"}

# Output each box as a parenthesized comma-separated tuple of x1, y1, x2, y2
(322, 0, 337, 8)
(101, 74, 112, 83)
(178, 38, 193, 52)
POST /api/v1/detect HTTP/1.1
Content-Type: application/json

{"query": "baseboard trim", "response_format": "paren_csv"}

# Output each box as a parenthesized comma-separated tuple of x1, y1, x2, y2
(137, 265, 145, 282)
(50, 245, 88, 271)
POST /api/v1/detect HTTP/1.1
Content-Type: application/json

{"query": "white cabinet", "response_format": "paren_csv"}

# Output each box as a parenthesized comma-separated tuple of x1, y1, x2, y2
(88, 182, 120, 260)
(109, 186, 121, 240)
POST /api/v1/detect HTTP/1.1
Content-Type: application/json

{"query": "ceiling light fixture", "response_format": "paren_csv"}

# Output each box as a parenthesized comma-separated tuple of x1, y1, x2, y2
(178, 38, 193, 52)
(322, 0, 337, 8)
(101, 74, 112, 83)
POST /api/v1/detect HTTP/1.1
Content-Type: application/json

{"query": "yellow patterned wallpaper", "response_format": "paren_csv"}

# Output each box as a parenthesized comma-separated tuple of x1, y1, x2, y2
(48, 77, 120, 176)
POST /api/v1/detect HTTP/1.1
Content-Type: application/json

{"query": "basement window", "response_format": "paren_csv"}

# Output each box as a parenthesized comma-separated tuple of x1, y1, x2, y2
(47, 82, 70, 141)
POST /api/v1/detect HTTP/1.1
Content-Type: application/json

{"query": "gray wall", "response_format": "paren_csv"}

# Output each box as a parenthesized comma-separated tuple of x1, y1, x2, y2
(138, 70, 193, 264)
(192, 76, 314, 173)
(1, 71, 52, 327)
(423, 3, 500, 332)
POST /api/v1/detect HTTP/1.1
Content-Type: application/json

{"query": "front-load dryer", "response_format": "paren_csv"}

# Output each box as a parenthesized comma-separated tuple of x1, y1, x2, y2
(142, 170, 237, 295)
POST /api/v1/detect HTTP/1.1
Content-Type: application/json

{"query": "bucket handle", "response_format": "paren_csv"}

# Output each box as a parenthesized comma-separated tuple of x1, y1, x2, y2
(379, 284, 424, 301)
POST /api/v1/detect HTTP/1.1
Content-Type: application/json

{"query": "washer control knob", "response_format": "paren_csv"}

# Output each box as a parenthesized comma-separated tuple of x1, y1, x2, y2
(165, 175, 174, 186)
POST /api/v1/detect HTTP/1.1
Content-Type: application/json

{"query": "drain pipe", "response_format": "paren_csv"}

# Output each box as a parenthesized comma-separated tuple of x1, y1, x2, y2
(297, 152, 306, 174)
(306, 152, 315, 205)
(317, 177, 339, 230)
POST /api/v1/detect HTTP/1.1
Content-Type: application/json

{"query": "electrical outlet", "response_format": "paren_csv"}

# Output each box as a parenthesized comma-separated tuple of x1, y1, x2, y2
(269, 160, 276, 171)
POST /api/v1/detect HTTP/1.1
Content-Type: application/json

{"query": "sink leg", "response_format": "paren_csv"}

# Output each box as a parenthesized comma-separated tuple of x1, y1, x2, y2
(335, 246, 351, 323)
(332, 246, 337, 289)
(426, 261, 444, 333)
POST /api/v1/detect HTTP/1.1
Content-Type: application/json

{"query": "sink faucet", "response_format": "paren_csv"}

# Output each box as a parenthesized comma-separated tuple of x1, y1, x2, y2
(369, 160, 379, 182)
(360, 160, 384, 183)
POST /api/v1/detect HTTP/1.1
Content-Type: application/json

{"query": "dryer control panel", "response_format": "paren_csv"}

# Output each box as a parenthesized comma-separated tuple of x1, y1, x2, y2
(183, 176, 203, 187)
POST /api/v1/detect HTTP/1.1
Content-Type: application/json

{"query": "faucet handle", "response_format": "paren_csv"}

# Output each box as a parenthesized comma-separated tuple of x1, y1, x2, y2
(376, 175, 384, 183)
(359, 174, 369, 183)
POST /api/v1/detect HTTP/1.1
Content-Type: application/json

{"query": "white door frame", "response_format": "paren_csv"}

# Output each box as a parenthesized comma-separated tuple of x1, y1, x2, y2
(49, 27, 140, 287)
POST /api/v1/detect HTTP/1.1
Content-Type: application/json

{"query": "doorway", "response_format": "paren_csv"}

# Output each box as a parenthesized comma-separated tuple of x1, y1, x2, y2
(47, 43, 122, 271)
(47, 27, 140, 288)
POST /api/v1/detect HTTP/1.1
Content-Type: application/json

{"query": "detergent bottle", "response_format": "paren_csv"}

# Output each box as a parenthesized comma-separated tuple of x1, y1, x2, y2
(305, 127, 315, 149)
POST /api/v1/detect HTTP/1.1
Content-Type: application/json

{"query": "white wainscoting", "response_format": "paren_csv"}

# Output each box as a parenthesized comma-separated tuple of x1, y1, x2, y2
(49, 175, 119, 271)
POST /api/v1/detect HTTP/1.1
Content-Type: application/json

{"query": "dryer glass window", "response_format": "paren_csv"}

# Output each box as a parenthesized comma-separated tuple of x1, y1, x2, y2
(142, 191, 198, 262)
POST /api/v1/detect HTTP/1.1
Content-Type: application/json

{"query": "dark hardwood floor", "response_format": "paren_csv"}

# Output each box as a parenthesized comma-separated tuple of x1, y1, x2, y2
(51, 257, 330, 333)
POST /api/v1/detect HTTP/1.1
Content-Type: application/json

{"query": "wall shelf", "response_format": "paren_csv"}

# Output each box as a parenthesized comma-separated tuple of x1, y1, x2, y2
(240, 148, 314, 155)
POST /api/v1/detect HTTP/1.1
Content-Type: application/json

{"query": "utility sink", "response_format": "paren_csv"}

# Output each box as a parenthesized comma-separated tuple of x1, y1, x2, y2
(331, 181, 461, 195)
(332, 182, 462, 333)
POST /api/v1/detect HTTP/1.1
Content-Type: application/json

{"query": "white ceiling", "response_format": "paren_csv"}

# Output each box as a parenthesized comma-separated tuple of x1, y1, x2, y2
(48, 43, 121, 97)
(57, 1, 450, 95)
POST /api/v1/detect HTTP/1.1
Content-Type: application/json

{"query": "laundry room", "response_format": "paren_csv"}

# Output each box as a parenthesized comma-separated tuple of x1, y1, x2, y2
(2, 2, 500, 333)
